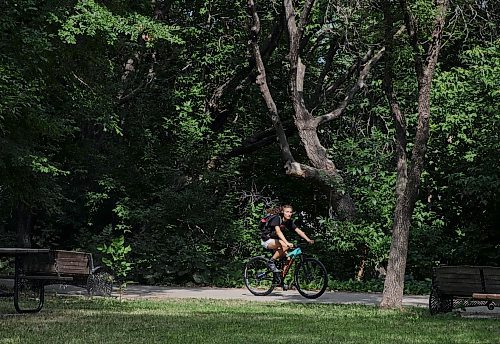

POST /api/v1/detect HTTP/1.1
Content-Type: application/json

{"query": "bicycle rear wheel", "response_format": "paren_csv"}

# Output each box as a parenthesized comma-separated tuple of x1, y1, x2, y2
(243, 256, 275, 296)
(295, 258, 328, 299)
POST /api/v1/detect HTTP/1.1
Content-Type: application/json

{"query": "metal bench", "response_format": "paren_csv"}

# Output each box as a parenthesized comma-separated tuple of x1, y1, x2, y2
(429, 265, 500, 315)
(0, 249, 113, 313)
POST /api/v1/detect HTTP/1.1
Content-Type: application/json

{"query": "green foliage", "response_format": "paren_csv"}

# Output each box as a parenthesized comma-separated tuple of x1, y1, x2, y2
(97, 234, 133, 293)
(54, 0, 183, 45)
(0, 0, 498, 292)
(426, 41, 500, 265)
(314, 127, 395, 279)
(29, 156, 70, 176)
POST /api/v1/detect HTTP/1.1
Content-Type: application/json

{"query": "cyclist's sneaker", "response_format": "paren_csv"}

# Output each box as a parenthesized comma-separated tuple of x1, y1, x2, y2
(266, 259, 280, 273)
(273, 273, 282, 286)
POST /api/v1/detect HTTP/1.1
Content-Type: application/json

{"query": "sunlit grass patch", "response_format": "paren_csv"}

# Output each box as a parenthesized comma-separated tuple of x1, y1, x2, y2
(0, 296, 498, 343)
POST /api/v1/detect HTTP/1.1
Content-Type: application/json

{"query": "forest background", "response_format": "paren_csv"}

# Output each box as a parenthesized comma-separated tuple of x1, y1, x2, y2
(0, 0, 498, 294)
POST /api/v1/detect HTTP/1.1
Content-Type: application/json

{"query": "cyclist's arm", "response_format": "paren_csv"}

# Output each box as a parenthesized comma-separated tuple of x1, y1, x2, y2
(275, 226, 293, 247)
(294, 228, 314, 244)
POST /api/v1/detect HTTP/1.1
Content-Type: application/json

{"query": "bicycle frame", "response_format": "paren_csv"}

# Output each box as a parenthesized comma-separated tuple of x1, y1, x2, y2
(278, 247, 303, 284)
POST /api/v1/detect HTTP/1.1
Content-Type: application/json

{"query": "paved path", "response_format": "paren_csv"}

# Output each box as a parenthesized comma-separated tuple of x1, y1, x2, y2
(46, 283, 428, 306)
(116, 285, 429, 306)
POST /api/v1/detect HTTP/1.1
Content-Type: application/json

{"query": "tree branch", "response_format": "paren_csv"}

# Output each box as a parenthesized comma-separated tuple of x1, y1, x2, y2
(222, 122, 296, 159)
(399, 0, 423, 78)
(209, 10, 285, 131)
(315, 26, 405, 126)
(299, 0, 316, 40)
(315, 45, 386, 126)
(248, 0, 295, 163)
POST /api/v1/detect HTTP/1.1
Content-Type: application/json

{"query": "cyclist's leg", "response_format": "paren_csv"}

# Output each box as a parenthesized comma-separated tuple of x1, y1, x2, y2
(265, 239, 280, 254)
(265, 239, 287, 260)
(267, 239, 292, 265)
(262, 239, 282, 283)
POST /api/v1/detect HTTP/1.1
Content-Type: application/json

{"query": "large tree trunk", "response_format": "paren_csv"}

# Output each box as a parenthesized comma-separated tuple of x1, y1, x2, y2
(380, 0, 449, 309)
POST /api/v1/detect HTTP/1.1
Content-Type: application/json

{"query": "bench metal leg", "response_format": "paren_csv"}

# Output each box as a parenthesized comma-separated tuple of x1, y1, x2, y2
(429, 287, 453, 315)
(14, 280, 45, 313)
(87, 268, 113, 297)
(487, 301, 496, 311)
(13, 257, 45, 313)
(429, 287, 441, 315)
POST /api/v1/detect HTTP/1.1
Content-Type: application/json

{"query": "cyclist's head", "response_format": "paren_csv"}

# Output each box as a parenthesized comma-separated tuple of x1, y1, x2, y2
(281, 205, 293, 220)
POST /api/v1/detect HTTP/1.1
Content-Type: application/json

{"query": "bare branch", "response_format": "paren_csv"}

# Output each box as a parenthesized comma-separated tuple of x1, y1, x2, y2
(299, 0, 316, 40)
(118, 81, 146, 104)
(209, 10, 285, 131)
(315, 26, 404, 125)
(312, 37, 340, 101)
(222, 122, 296, 159)
(382, 0, 407, 200)
(72, 72, 95, 93)
(316, 45, 386, 126)
(399, 0, 423, 77)
(248, 0, 295, 163)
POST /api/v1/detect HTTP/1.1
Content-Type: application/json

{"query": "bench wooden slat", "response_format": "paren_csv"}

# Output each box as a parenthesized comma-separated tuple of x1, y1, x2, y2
(472, 293, 500, 300)
(57, 264, 89, 271)
(435, 277, 482, 284)
(436, 274, 481, 280)
(19, 275, 74, 281)
(56, 256, 89, 261)
(56, 263, 89, 269)
(57, 269, 90, 275)
(56, 259, 89, 265)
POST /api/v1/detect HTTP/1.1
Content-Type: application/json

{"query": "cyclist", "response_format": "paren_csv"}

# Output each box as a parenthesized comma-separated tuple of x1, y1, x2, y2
(261, 205, 314, 278)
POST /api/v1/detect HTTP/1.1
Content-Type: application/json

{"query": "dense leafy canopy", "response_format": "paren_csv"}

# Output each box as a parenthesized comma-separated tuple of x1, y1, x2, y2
(0, 0, 498, 287)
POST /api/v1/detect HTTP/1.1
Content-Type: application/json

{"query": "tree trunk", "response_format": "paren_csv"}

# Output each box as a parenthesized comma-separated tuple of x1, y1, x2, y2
(16, 202, 33, 248)
(380, 0, 449, 309)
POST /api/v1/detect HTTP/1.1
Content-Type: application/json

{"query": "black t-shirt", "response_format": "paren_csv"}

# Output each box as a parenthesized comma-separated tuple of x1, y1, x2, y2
(261, 215, 297, 241)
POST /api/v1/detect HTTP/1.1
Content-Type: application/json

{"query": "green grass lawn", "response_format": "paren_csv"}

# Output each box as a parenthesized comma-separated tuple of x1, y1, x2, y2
(0, 296, 498, 344)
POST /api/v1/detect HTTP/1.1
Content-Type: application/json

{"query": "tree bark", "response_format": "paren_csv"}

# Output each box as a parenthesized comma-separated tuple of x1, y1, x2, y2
(16, 202, 33, 248)
(380, 0, 449, 309)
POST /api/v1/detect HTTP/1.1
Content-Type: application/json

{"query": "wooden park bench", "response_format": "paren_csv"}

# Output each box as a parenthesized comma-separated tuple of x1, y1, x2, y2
(0, 248, 113, 313)
(429, 265, 500, 315)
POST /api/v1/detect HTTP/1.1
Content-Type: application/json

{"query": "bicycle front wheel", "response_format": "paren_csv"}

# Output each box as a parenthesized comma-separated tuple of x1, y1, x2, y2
(295, 258, 328, 299)
(243, 256, 275, 296)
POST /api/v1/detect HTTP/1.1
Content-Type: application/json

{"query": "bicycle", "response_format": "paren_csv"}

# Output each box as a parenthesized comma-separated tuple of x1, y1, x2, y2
(243, 244, 328, 299)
